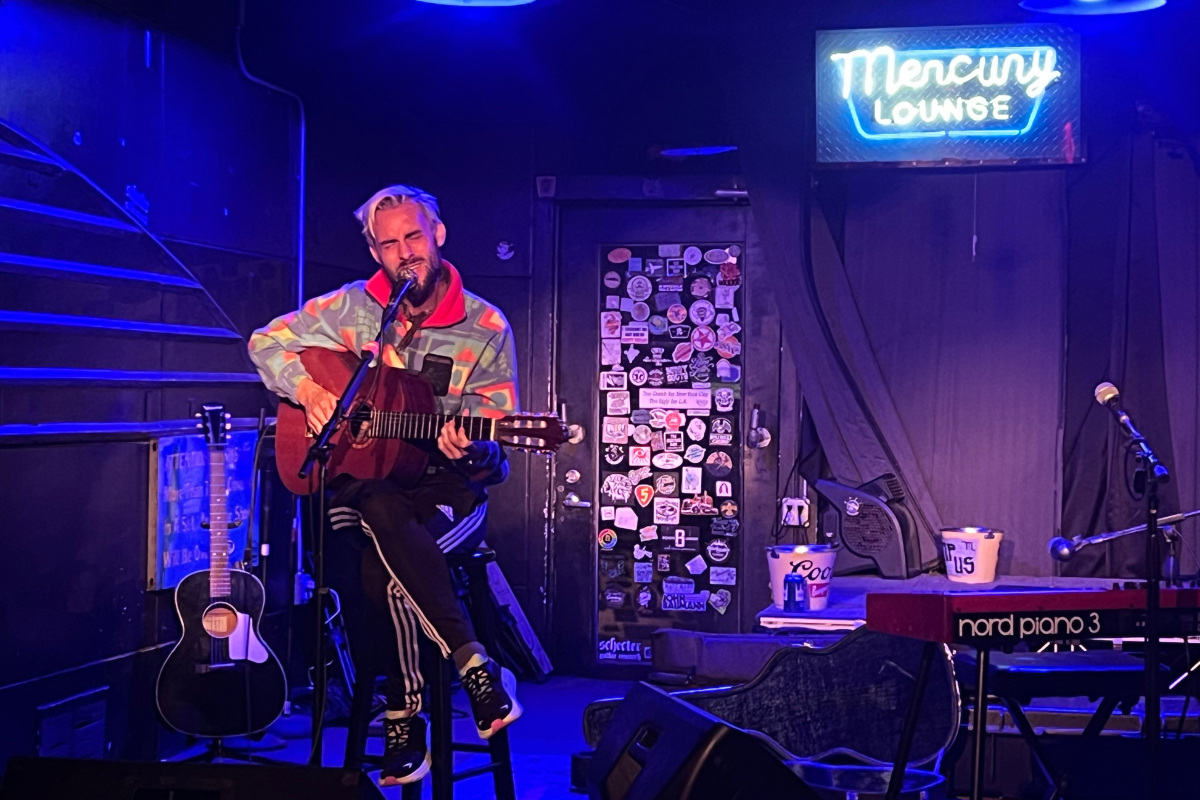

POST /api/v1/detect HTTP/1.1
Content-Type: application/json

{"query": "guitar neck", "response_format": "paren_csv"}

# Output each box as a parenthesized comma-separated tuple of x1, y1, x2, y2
(368, 410, 497, 442)
(208, 444, 231, 599)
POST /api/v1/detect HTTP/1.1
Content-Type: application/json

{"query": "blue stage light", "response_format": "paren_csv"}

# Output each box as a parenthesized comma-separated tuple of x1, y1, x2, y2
(1019, 0, 1164, 14)
(659, 146, 738, 157)
(416, 0, 536, 5)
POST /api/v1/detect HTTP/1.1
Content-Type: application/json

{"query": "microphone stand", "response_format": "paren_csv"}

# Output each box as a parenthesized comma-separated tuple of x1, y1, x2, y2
(298, 276, 413, 765)
(1125, 432, 1170, 800)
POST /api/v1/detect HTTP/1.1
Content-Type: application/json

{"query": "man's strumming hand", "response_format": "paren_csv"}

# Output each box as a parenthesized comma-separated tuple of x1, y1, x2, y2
(296, 377, 339, 434)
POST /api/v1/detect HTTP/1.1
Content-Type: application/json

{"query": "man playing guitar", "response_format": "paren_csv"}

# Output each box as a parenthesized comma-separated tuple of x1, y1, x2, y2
(249, 184, 521, 785)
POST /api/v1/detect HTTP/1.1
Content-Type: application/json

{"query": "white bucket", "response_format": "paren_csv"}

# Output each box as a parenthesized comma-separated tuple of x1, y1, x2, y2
(766, 544, 837, 610)
(940, 527, 1003, 584)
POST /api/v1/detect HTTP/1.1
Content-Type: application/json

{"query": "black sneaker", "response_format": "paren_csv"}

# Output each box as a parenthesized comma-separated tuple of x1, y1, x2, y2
(379, 715, 430, 786)
(461, 659, 523, 739)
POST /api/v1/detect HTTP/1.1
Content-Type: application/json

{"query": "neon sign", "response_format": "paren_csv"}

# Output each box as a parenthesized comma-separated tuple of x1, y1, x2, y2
(816, 25, 1081, 165)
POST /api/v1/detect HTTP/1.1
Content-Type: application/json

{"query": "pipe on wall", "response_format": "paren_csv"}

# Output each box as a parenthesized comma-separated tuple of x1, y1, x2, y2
(235, 2, 306, 309)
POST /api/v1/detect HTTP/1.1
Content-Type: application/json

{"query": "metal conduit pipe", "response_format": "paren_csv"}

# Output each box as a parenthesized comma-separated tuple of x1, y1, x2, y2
(235, 1, 307, 309)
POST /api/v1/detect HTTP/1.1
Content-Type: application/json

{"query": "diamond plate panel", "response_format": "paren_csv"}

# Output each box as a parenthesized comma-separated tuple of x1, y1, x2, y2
(816, 24, 1082, 166)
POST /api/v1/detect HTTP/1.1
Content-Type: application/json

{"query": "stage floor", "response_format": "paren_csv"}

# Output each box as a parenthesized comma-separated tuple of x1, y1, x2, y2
(236, 675, 632, 799)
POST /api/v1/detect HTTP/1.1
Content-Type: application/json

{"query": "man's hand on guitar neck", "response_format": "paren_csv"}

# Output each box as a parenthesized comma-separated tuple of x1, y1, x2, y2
(297, 378, 339, 434)
(437, 409, 474, 461)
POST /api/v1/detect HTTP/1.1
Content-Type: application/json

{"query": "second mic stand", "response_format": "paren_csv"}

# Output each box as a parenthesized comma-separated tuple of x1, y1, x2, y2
(298, 277, 413, 765)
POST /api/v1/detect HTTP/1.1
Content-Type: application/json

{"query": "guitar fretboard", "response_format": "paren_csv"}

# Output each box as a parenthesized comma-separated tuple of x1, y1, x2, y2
(367, 411, 496, 442)
(208, 447, 231, 599)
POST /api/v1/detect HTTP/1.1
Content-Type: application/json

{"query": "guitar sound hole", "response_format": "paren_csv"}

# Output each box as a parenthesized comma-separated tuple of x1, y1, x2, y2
(202, 605, 239, 639)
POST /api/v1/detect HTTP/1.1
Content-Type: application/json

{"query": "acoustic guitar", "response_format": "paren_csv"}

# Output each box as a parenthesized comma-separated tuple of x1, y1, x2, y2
(275, 348, 568, 495)
(156, 403, 287, 738)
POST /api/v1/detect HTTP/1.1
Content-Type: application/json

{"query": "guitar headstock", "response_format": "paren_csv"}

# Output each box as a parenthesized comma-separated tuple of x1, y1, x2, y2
(496, 412, 568, 456)
(196, 403, 231, 447)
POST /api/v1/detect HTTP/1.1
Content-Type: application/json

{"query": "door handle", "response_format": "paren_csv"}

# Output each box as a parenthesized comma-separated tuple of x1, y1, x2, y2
(562, 492, 592, 509)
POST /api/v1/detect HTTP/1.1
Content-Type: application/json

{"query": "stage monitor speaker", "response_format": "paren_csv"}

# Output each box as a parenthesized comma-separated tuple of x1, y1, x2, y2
(0, 757, 386, 800)
(586, 682, 821, 800)
(815, 473, 923, 579)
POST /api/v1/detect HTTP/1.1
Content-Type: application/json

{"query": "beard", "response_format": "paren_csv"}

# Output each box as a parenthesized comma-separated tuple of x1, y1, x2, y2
(398, 247, 444, 308)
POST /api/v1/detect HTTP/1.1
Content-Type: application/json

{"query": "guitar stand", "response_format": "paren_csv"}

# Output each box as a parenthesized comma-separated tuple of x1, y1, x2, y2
(167, 734, 289, 766)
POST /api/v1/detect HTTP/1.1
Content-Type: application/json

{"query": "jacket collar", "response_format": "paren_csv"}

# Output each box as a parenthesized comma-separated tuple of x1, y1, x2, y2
(364, 260, 467, 329)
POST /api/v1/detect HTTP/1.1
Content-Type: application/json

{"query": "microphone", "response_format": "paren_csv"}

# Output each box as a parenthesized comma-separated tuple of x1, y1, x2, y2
(1094, 381, 1169, 483)
(1048, 536, 1077, 562)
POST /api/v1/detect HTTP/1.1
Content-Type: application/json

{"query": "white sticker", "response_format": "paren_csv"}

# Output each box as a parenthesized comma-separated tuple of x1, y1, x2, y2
(686, 418, 706, 441)
(629, 446, 651, 466)
(629, 367, 648, 386)
(632, 425, 652, 444)
(614, 507, 639, 530)
(600, 311, 622, 339)
(638, 388, 712, 411)
(607, 391, 631, 416)
(658, 244, 682, 258)
(662, 577, 696, 594)
(600, 506, 615, 520)
(710, 567, 737, 585)
(715, 285, 736, 309)
(716, 480, 732, 497)
(624, 345, 641, 363)
(685, 554, 708, 575)
(683, 246, 703, 266)
(601, 340, 622, 366)
(633, 544, 652, 559)
(620, 297, 635, 312)
(600, 371, 628, 391)
(602, 417, 629, 444)
(606, 295, 621, 309)
(603, 271, 621, 288)
(652, 452, 683, 469)
(664, 431, 685, 452)
(621, 325, 649, 344)
(627, 275, 653, 301)
(681, 466, 703, 494)
(653, 497, 681, 525)
(639, 525, 660, 542)
(662, 592, 709, 612)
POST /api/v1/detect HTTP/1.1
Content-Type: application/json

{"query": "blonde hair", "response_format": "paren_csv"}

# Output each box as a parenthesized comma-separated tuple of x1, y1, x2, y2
(354, 184, 442, 247)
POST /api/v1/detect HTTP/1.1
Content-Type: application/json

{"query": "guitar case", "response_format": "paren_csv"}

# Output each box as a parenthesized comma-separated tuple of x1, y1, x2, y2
(646, 628, 845, 687)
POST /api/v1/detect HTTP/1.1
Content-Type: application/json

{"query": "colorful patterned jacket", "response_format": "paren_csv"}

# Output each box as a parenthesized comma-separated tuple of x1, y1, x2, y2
(248, 262, 518, 483)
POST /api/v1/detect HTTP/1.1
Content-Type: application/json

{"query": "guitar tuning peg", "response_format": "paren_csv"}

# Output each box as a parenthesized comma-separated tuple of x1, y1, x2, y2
(225, 423, 233, 430)
(196, 422, 204, 429)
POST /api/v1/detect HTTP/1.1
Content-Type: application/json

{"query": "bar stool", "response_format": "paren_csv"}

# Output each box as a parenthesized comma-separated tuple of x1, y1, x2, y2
(341, 547, 517, 800)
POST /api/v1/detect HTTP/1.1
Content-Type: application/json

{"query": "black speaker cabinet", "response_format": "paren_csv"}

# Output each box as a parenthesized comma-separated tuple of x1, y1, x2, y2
(586, 683, 821, 800)
(0, 757, 386, 800)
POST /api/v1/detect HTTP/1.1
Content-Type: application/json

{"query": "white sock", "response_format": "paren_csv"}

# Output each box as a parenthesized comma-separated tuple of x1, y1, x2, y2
(385, 708, 414, 720)
(458, 653, 488, 676)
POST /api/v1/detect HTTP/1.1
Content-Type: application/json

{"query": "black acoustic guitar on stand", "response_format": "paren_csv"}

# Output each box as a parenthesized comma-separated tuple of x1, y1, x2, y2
(156, 403, 287, 738)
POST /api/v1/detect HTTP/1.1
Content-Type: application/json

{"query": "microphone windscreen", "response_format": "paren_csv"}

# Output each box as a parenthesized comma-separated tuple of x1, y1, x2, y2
(1048, 536, 1075, 562)
(1094, 382, 1120, 407)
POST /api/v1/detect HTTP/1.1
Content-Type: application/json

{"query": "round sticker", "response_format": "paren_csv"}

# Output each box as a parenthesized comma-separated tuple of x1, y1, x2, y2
(684, 444, 706, 463)
(686, 418, 706, 441)
(603, 271, 621, 289)
(631, 302, 650, 322)
(664, 410, 683, 430)
(689, 300, 716, 326)
(632, 425, 652, 444)
(719, 500, 738, 518)
(627, 275, 652, 302)
(690, 326, 717, 352)
(647, 368, 664, 387)
(684, 246, 703, 266)
(652, 452, 683, 469)
(607, 248, 632, 264)
(705, 451, 733, 477)
(598, 529, 618, 550)
(629, 366, 648, 386)
(666, 304, 689, 325)
(707, 539, 730, 562)
(648, 315, 668, 335)
(690, 277, 711, 299)
(704, 248, 729, 264)
(726, 244, 741, 258)
(715, 336, 741, 359)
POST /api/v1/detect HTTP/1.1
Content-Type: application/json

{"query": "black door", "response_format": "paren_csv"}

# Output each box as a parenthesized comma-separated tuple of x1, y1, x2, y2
(550, 204, 753, 677)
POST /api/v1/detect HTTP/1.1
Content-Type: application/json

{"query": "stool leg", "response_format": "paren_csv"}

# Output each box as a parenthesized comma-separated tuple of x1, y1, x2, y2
(343, 655, 377, 771)
(488, 726, 517, 800)
(465, 562, 499, 653)
(401, 781, 423, 800)
(429, 654, 455, 800)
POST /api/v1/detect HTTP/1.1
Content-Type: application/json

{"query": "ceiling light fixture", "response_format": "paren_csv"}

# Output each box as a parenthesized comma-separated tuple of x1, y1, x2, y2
(1019, 0, 1165, 15)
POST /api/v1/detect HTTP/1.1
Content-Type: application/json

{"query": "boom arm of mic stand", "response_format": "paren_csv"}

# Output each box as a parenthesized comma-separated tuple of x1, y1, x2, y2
(1050, 509, 1200, 561)
(297, 277, 415, 479)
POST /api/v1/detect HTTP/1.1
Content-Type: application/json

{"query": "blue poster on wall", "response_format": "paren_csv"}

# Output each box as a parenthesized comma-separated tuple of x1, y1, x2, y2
(152, 430, 259, 591)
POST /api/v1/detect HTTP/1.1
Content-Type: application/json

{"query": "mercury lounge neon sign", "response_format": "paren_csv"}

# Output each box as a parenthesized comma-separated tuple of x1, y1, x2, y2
(830, 45, 1062, 139)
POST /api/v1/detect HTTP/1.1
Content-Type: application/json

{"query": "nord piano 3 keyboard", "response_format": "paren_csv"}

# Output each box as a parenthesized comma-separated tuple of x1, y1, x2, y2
(866, 586, 1200, 647)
